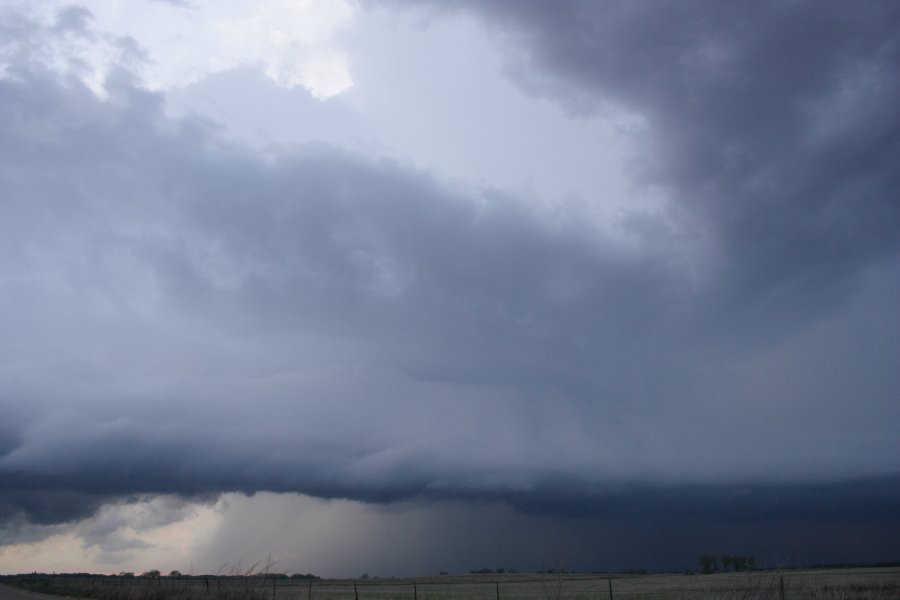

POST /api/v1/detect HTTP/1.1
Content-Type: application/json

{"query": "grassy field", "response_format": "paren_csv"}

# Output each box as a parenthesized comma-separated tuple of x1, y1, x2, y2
(5, 568, 900, 600)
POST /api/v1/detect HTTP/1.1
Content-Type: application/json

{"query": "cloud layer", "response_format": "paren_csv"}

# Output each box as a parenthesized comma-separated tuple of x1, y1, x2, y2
(1, 1, 898, 564)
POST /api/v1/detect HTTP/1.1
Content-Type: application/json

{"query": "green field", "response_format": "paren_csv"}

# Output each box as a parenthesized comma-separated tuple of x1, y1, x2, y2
(6, 568, 900, 600)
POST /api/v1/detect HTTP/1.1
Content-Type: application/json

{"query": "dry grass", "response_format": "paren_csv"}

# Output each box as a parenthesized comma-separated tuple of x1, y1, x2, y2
(5, 567, 899, 600)
(7, 578, 269, 600)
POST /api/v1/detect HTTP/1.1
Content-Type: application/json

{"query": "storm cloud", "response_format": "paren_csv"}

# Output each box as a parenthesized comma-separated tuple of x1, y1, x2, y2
(1, 0, 898, 571)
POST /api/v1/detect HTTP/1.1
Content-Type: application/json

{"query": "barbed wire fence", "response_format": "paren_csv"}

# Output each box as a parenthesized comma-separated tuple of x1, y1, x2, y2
(5, 567, 900, 599)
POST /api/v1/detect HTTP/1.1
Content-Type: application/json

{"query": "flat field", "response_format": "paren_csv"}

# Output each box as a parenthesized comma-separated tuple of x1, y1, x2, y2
(5, 567, 900, 600)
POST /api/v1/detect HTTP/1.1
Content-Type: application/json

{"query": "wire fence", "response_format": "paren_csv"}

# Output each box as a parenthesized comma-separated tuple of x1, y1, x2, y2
(5, 567, 900, 600)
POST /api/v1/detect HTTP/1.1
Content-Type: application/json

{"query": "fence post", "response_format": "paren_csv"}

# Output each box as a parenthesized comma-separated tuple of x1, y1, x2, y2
(308, 578, 312, 600)
(414, 582, 417, 600)
(354, 581, 359, 600)
(608, 576, 614, 600)
(496, 580, 500, 600)
(272, 576, 276, 599)
(779, 575, 785, 600)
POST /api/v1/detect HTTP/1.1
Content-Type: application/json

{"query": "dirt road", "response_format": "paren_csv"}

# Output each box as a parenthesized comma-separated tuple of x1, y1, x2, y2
(0, 585, 67, 600)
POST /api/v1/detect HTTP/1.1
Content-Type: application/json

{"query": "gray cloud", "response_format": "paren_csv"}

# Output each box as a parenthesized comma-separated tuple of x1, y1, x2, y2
(0, 2, 898, 565)
(388, 0, 900, 316)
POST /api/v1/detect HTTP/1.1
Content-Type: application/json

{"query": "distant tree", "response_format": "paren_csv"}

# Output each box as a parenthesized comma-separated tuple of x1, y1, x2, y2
(699, 555, 719, 574)
(359, 573, 369, 580)
(169, 571, 182, 578)
(142, 570, 161, 579)
(720, 554, 754, 572)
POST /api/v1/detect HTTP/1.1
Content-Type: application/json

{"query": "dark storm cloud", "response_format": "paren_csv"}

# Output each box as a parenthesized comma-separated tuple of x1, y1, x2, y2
(0, 490, 108, 529)
(0, 1, 898, 556)
(390, 0, 900, 328)
(197, 493, 900, 576)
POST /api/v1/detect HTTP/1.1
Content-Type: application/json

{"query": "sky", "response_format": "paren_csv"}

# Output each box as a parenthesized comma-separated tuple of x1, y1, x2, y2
(0, 0, 898, 578)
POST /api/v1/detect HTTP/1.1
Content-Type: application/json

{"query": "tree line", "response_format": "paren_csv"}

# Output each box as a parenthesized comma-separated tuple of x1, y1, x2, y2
(699, 554, 755, 574)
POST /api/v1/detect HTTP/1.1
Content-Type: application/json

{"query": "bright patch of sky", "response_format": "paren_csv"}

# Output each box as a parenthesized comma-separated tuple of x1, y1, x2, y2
(167, 4, 650, 238)
(339, 8, 642, 215)
(1, 0, 356, 98)
(0, 495, 223, 574)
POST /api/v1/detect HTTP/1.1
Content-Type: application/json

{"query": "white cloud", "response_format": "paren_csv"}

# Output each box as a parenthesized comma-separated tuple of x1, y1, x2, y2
(0, 496, 221, 573)
(205, 0, 355, 98)
(0, 0, 356, 98)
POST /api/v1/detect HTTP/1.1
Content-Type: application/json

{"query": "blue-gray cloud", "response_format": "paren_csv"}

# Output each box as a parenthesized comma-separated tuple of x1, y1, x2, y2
(385, 0, 900, 311)
(0, 2, 898, 565)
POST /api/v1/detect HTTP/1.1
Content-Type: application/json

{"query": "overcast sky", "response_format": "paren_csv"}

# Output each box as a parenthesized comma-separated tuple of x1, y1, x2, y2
(1, 0, 898, 577)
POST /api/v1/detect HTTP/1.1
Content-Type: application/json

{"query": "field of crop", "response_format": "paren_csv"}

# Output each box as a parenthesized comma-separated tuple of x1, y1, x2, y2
(5, 568, 900, 600)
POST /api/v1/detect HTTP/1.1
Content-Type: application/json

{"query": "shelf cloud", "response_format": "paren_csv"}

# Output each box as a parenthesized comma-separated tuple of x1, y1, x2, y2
(1, 0, 898, 573)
